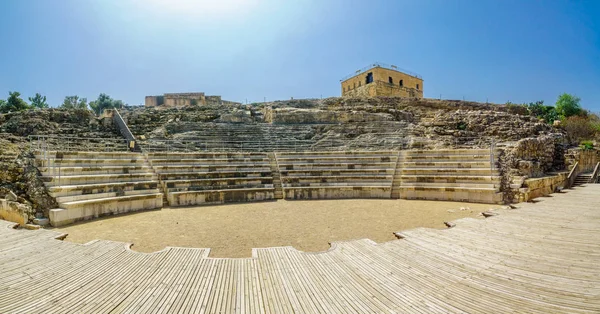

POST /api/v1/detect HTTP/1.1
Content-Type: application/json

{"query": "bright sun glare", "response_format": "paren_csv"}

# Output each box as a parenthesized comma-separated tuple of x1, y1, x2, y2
(145, 0, 255, 17)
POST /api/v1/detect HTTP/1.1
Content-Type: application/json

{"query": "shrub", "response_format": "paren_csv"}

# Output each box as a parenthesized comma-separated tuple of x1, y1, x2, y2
(561, 115, 596, 144)
(505, 102, 529, 115)
(580, 140, 594, 150)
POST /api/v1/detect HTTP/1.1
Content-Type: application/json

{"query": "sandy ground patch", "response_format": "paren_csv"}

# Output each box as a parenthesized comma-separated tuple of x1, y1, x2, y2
(55, 199, 495, 258)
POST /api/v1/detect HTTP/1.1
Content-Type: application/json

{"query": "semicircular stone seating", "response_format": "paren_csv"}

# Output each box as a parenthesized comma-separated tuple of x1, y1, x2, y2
(36, 151, 163, 227)
(147, 152, 277, 206)
(0, 185, 598, 312)
(276, 151, 399, 199)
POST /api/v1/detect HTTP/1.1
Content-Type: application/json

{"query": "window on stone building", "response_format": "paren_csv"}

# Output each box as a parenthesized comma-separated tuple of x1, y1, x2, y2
(388, 77, 393, 84)
(366, 72, 373, 84)
(359, 81, 361, 87)
(353, 83, 356, 89)
(399, 79, 403, 87)
(416, 83, 420, 90)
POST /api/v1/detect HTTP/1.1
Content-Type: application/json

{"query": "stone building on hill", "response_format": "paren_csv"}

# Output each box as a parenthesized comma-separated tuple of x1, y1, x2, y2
(145, 92, 239, 108)
(341, 63, 423, 98)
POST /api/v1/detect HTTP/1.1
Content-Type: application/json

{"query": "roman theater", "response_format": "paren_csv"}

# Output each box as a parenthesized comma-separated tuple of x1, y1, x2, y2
(0, 67, 599, 312)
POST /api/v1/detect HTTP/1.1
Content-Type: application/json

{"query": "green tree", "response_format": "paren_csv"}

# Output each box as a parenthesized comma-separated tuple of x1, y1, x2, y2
(555, 93, 582, 118)
(527, 100, 558, 124)
(89, 93, 125, 115)
(61, 95, 88, 109)
(28, 93, 49, 109)
(0, 91, 30, 113)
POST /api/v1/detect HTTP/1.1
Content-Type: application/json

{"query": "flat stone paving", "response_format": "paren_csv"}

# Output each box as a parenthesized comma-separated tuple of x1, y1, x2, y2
(0, 185, 598, 313)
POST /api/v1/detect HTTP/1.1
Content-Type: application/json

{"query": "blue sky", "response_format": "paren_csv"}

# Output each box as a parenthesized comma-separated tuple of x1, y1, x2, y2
(0, 0, 598, 110)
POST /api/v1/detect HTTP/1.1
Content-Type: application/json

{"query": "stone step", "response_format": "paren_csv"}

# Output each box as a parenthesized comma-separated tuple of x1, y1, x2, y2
(35, 151, 144, 160)
(280, 169, 395, 176)
(403, 149, 499, 156)
(399, 182, 498, 188)
(402, 161, 493, 168)
(283, 182, 392, 187)
(283, 186, 392, 199)
(277, 162, 396, 170)
(399, 186, 502, 204)
(56, 189, 161, 204)
(41, 166, 153, 176)
(153, 165, 271, 173)
(162, 177, 274, 188)
(42, 173, 157, 187)
(401, 168, 498, 176)
(277, 152, 398, 159)
(158, 170, 272, 181)
(147, 152, 269, 159)
(400, 175, 501, 183)
(167, 188, 275, 206)
(36, 158, 148, 167)
(49, 193, 164, 227)
(48, 181, 160, 197)
(167, 184, 274, 192)
(149, 158, 271, 165)
(281, 175, 393, 183)
(403, 155, 493, 162)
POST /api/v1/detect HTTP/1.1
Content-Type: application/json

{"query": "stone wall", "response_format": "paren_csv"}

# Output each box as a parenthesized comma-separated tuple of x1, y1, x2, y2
(263, 107, 394, 124)
(0, 199, 33, 224)
(505, 134, 566, 178)
(512, 172, 569, 202)
(341, 66, 423, 98)
(565, 148, 598, 173)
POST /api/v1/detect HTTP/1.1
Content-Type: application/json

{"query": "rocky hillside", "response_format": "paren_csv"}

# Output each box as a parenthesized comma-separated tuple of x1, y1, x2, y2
(120, 97, 560, 150)
(0, 109, 125, 220)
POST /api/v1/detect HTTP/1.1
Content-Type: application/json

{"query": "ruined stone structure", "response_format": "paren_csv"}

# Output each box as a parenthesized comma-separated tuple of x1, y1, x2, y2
(145, 92, 237, 108)
(341, 63, 424, 98)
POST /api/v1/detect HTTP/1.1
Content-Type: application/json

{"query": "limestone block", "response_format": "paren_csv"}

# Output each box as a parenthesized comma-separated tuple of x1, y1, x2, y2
(6, 191, 17, 202)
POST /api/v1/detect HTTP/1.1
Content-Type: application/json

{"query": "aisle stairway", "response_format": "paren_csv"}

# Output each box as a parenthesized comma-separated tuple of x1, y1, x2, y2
(572, 172, 593, 186)
(398, 149, 502, 204)
(276, 151, 398, 199)
(35, 151, 163, 227)
(147, 152, 276, 206)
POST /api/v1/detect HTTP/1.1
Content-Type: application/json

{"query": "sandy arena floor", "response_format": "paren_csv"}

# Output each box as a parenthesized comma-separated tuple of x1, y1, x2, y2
(55, 199, 496, 258)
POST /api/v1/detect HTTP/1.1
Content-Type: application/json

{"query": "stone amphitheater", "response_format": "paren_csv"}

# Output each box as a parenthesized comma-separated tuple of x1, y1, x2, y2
(0, 96, 599, 313)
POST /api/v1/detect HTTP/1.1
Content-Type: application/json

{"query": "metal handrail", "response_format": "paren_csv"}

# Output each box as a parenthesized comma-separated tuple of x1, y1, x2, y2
(566, 161, 580, 189)
(111, 109, 139, 151)
(591, 162, 600, 183)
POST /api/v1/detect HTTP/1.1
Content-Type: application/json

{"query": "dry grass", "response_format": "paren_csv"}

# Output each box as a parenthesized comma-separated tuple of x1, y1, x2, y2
(55, 199, 495, 258)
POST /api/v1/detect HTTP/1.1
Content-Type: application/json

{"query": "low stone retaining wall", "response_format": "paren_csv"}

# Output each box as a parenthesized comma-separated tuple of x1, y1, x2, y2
(514, 172, 569, 202)
(0, 199, 31, 225)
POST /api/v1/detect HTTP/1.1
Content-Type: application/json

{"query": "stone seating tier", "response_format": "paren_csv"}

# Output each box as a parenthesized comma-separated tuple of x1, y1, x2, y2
(283, 186, 392, 199)
(39, 166, 153, 176)
(398, 149, 501, 204)
(276, 151, 398, 199)
(48, 181, 159, 198)
(146, 152, 277, 206)
(167, 188, 275, 206)
(36, 151, 163, 227)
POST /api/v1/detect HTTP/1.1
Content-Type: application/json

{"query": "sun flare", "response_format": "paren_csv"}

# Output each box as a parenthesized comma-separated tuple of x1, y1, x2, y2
(144, 0, 256, 17)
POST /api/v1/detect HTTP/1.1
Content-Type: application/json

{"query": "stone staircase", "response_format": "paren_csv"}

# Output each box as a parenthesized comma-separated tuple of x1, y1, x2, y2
(268, 153, 284, 199)
(572, 172, 593, 186)
(276, 151, 398, 199)
(35, 151, 163, 227)
(390, 151, 405, 199)
(146, 152, 276, 206)
(398, 149, 502, 204)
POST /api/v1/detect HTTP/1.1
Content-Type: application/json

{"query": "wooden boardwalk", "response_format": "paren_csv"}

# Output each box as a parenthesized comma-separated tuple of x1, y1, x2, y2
(0, 185, 598, 313)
